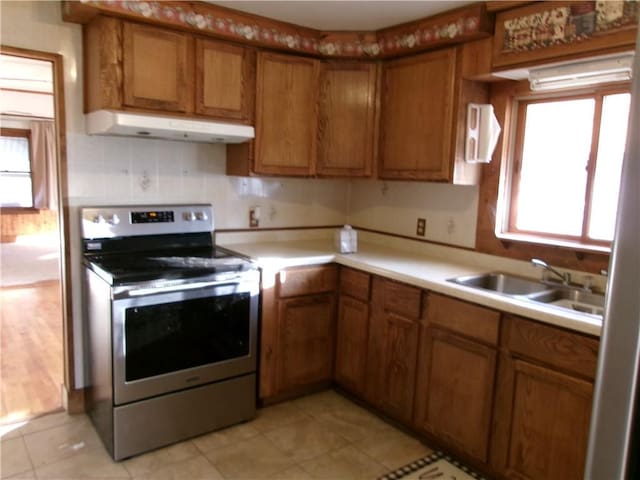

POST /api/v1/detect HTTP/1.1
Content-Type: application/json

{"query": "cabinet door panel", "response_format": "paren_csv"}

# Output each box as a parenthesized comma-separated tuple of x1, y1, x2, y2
(123, 22, 191, 112)
(335, 296, 369, 394)
(317, 62, 377, 177)
(278, 294, 335, 391)
(195, 39, 254, 122)
(255, 52, 319, 176)
(505, 360, 593, 480)
(380, 312, 419, 422)
(380, 48, 456, 181)
(414, 328, 496, 462)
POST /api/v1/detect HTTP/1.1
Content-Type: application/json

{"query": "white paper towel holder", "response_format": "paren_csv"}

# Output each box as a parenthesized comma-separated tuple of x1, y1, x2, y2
(465, 103, 501, 164)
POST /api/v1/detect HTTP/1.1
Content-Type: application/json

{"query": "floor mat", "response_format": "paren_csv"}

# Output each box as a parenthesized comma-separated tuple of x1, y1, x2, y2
(379, 451, 487, 480)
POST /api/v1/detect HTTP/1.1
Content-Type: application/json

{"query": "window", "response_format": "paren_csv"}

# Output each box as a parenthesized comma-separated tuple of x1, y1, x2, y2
(0, 128, 34, 208)
(502, 87, 630, 248)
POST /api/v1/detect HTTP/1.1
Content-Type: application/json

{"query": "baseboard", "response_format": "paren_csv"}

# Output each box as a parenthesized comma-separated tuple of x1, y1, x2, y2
(62, 384, 86, 414)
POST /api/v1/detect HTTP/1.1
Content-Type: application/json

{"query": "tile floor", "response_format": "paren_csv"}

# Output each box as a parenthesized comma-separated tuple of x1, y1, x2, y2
(0, 390, 433, 479)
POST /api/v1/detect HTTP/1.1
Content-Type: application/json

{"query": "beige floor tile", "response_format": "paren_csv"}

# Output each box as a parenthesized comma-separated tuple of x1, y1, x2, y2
(22, 415, 102, 468)
(264, 417, 349, 463)
(249, 402, 310, 433)
(353, 428, 433, 471)
(299, 445, 388, 480)
(16, 411, 78, 436)
(192, 422, 260, 454)
(289, 390, 355, 417)
(122, 440, 200, 477)
(0, 422, 27, 441)
(267, 465, 314, 480)
(315, 405, 394, 443)
(204, 435, 296, 479)
(1, 437, 33, 478)
(130, 455, 223, 480)
(33, 445, 130, 479)
(3, 470, 36, 479)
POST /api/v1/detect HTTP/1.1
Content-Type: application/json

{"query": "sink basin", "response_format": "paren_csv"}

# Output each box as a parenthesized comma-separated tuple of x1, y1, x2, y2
(448, 272, 550, 296)
(525, 288, 605, 316)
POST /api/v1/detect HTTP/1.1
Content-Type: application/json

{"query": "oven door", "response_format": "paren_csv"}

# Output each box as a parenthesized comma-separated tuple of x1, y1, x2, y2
(111, 272, 259, 405)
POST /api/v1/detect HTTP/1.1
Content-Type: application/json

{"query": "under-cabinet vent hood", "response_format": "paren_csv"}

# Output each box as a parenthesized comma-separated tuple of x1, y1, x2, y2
(85, 110, 254, 144)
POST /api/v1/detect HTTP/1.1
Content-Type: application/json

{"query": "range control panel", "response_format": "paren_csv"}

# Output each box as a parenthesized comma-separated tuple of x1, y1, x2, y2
(81, 204, 213, 239)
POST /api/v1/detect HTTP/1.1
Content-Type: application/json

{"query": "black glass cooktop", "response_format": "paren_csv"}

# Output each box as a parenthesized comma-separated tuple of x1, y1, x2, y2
(85, 247, 255, 285)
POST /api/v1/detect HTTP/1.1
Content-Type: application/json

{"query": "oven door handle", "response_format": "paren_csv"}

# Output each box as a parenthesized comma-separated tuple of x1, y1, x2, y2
(115, 277, 244, 299)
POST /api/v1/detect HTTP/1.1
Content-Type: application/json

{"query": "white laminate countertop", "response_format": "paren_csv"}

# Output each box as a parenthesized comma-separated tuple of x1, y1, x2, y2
(221, 239, 603, 337)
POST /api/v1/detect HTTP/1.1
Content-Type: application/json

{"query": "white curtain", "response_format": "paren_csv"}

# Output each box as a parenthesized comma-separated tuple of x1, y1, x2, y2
(30, 120, 57, 210)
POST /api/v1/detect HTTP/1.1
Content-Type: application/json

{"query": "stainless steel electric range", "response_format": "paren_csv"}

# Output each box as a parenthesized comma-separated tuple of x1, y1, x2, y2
(81, 204, 259, 461)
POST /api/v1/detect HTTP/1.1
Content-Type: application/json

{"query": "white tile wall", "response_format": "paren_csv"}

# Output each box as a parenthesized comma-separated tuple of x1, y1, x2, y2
(348, 180, 479, 248)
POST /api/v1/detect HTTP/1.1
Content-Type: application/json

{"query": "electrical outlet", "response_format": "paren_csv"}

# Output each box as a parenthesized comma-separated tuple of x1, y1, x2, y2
(416, 218, 426, 236)
(249, 206, 260, 228)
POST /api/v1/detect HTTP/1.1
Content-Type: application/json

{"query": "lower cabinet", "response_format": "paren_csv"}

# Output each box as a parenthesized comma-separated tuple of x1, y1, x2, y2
(414, 327, 497, 463)
(334, 295, 370, 395)
(365, 277, 421, 423)
(261, 265, 599, 478)
(259, 265, 337, 401)
(277, 294, 335, 391)
(491, 315, 599, 480)
(414, 293, 499, 464)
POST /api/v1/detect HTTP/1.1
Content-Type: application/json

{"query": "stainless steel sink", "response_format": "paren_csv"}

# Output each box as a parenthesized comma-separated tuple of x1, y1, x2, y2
(525, 288, 605, 316)
(448, 272, 550, 296)
(448, 272, 605, 317)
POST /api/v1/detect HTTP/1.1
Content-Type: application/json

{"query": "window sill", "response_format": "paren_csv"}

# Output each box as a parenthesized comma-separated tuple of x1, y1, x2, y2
(496, 232, 611, 255)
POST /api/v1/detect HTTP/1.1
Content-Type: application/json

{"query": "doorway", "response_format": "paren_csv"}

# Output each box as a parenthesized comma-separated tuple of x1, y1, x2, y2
(0, 50, 66, 423)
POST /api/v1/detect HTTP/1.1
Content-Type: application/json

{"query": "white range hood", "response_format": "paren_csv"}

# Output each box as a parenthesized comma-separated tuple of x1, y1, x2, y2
(85, 110, 254, 144)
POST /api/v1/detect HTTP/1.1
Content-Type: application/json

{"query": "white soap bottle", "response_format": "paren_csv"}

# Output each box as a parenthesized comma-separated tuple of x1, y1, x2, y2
(335, 225, 357, 253)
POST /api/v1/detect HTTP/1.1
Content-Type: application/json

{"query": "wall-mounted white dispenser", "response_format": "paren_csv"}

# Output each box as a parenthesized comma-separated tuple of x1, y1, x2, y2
(465, 103, 501, 164)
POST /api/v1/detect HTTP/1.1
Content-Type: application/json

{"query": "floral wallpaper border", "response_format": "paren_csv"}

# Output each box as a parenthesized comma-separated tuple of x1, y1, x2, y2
(502, 0, 639, 53)
(76, 0, 485, 58)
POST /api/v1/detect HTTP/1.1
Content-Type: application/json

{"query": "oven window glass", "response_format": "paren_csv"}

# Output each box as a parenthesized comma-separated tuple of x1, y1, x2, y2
(124, 292, 250, 382)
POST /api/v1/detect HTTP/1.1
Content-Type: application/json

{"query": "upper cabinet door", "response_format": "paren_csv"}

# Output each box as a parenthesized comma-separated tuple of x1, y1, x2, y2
(122, 22, 192, 113)
(380, 48, 457, 181)
(254, 52, 319, 176)
(317, 62, 378, 178)
(195, 39, 255, 123)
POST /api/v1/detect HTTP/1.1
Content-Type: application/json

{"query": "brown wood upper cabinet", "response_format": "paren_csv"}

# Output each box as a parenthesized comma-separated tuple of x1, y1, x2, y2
(253, 52, 319, 176)
(122, 22, 192, 113)
(195, 38, 255, 122)
(379, 47, 488, 184)
(84, 16, 254, 123)
(317, 62, 378, 177)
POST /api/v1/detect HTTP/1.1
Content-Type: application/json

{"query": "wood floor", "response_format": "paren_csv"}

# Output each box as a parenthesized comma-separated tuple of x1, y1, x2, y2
(1, 280, 63, 423)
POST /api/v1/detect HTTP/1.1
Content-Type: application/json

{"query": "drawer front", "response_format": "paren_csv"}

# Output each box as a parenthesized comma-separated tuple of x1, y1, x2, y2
(427, 293, 500, 345)
(505, 315, 599, 379)
(339, 267, 371, 302)
(278, 265, 338, 298)
(373, 277, 421, 319)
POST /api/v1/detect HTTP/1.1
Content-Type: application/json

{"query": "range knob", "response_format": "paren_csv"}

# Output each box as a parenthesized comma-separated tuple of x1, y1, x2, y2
(183, 211, 196, 222)
(93, 214, 106, 224)
(195, 211, 208, 221)
(108, 214, 121, 225)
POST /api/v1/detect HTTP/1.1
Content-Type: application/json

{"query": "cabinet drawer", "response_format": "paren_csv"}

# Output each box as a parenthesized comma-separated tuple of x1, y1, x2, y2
(339, 267, 370, 302)
(373, 277, 421, 319)
(505, 315, 599, 379)
(426, 293, 500, 345)
(278, 265, 337, 298)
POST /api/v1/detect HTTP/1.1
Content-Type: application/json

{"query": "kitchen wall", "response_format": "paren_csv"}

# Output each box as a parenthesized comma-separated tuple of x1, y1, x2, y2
(348, 180, 479, 248)
(1, 1, 487, 392)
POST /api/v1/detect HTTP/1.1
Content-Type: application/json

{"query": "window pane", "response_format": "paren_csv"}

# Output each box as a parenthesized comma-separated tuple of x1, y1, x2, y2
(588, 93, 630, 241)
(514, 99, 595, 236)
(0, 135, 31, 172)
(0, 172, 33, 207)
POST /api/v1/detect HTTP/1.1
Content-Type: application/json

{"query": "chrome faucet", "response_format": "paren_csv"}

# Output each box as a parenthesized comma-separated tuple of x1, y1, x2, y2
(531, 258, 571, 285)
